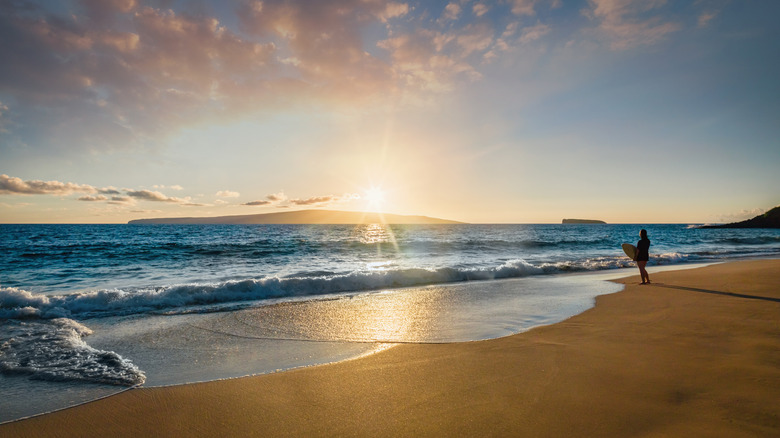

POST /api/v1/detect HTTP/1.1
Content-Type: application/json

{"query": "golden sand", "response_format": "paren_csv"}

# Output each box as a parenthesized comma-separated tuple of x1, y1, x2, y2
(3, 260, 779, 437)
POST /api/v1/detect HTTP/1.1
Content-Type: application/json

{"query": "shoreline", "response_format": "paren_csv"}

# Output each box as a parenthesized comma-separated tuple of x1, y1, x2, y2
(1, 266, 626, 423)
(2, 259, 779, 436)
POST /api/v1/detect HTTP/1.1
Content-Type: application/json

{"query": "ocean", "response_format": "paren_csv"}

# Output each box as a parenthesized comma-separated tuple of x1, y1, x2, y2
(1, 223, 779, 422)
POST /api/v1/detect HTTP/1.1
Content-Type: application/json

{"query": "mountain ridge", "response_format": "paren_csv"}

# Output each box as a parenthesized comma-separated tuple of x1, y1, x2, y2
(127, 209, 465, 225)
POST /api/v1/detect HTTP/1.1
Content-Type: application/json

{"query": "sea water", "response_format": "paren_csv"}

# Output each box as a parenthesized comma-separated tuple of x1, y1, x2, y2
(1, 223, 778, 422)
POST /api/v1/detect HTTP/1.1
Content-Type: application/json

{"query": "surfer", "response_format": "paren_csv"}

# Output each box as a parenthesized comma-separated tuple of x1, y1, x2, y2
(636, 229, 651, 284)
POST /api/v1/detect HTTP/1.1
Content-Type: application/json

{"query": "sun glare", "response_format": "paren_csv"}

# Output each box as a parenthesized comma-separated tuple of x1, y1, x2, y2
(364, 186, 386, 211)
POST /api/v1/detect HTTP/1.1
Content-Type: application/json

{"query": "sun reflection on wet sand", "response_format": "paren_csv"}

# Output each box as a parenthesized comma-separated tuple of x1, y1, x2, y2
(220, 290, 440, 343)
(189, 275, 622, 344)
(81, 275, 621, 390)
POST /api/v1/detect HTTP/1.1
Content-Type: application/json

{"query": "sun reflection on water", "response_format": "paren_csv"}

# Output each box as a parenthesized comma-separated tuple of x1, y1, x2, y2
(358, 223, 390, 244)
(355, 222, 400, 258)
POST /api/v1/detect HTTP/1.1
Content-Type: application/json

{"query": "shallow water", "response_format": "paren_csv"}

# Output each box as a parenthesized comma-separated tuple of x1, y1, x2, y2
(2, 222, 778, 423)
(1, 272, 623, 422)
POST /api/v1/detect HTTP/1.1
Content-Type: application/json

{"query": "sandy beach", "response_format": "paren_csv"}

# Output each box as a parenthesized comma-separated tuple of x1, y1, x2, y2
(3, 259, 778, 437)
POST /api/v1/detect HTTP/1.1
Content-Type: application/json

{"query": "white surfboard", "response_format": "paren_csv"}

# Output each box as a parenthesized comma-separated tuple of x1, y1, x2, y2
(622, 243, 637, 260)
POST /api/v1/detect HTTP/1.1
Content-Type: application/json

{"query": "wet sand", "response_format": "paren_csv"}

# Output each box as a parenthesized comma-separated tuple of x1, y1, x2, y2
(3, 259, 779, 437)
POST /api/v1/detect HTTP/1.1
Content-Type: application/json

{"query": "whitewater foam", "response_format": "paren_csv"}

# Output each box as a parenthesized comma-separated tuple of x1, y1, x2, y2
(0, 260, 546, 320)
(0, 318, 145, 386)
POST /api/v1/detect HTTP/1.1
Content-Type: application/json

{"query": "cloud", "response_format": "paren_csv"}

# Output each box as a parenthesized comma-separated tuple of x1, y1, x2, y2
(237, 0, 399, 99)
(0, 174, 97, 195)
(519, 23, 551, 44)
(585, 0, 681, 50)
(108, 196, 135, 205)
(289, 195, 338, 206)
(472, 3, 490, 17)
(242, 191, 288, 206)
(1, 0, 527, 153)
(442, 3, 462, 21)
(78, 195, 108, 202)
(1, 173, 218, 209)
(509, 0, 538, 16)
(216, 190, 240, 198)
(98, 187, 122, 195)
(377, 2, 411, 23)
(242, 200, 273, 206)
(288, 193, 360, 206)
(457, 23, 495, 56)
(0, 101, 10, 133)
(126, 190, 183, 203)
(377, 27, 485, 93)
(266, 192, 287, 202)
(0, 2, 277, 153)
(124, 190, 208, 206)
(697, 11, 718, 28)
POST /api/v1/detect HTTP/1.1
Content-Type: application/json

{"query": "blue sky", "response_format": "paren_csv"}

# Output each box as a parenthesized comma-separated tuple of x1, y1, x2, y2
(1, 0, 778, 223)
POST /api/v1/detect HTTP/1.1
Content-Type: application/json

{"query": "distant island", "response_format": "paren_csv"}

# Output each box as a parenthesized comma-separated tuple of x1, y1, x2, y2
(562, 219, 606, 224)
(703, 205, 780, 229)
(128, 209, 464, 225)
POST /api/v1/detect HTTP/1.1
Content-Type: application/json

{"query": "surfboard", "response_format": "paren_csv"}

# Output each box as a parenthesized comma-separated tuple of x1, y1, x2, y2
(622, 243, 637, 260)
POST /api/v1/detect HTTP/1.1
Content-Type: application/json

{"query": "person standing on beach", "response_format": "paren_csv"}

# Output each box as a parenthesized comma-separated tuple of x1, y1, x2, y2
(636, 229, 651, 284)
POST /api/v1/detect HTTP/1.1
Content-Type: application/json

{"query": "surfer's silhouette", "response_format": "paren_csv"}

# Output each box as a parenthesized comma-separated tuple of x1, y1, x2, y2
(636, 229, 651, 284)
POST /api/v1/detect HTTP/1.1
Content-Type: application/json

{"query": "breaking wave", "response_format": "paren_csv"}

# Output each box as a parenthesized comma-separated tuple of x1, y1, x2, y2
(1, 260, 546, 319)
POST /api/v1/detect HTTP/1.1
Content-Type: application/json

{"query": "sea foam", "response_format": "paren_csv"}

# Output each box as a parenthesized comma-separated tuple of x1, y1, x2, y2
(0, 318, 145, 386)
(0, 260, 546, 320)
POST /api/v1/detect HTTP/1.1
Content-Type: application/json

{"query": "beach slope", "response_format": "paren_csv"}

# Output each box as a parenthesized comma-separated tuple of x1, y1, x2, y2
(3, 260, 779, 437)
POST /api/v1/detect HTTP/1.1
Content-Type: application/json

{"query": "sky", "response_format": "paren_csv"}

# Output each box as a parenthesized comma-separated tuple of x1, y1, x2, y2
(0, 0, 778, 224)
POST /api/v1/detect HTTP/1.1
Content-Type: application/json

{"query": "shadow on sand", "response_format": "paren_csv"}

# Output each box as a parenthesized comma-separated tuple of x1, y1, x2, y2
(651, 283, 780, 304)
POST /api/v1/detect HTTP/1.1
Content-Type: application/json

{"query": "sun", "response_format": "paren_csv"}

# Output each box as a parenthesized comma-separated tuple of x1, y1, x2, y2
(364, 186, 386, 211)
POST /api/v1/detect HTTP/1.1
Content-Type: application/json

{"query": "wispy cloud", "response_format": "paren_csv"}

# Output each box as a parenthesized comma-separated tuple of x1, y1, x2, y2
(216, 190, 240, 198)
(585, 0, 681, 50)
(519, 23, 551, 44)
(0, 101, 10, 133)
(289, 195, 339, 206)
(0, 0, 712, 165)
(509, 0, 554, 16)
(289, 193, 360, 206)
(242, 192, 360, 208)
(473, 3, 489, 17)
(697, 10, 718, 28)
(0, 0, 562, 153)
(108, 196, 135, 205)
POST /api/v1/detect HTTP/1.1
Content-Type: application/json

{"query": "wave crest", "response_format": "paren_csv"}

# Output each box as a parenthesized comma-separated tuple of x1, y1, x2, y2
(1, 260, 545, 320)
